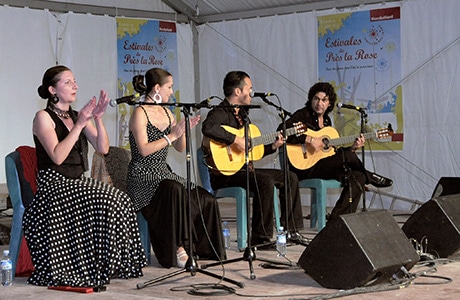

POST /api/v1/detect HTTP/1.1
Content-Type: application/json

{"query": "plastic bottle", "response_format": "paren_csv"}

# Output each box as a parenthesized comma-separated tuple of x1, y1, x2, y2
(1, 249, 13, 286)
(276, 226, 287, 257)
(222, 221, 230, 249)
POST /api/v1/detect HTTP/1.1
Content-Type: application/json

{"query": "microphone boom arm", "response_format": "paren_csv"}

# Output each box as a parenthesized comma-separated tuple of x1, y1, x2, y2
(258, 96, 292, 117)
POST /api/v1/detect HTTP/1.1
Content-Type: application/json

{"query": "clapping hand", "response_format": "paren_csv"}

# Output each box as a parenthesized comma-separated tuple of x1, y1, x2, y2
(188, 115, 201, 130)
(77, 90, 109, 128)
(92, 90, 109, 120)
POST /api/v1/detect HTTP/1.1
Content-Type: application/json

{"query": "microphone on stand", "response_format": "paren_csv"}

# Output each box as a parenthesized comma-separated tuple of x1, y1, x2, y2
(109, 93, 143, 107)
(193, 96, 215, 112)
(195, 96, 214, 109)
(250, 91, 276, 98)
(337, 102, 365, 112)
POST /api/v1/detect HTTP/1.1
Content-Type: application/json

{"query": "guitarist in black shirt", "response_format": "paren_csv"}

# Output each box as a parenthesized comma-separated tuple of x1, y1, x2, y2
(279, 82, 393, 221)
(201, 70, 307, 247)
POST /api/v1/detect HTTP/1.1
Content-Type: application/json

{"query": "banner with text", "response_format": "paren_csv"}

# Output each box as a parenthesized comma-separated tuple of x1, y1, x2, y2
(116, 18, 179, 147)
(318, 6, 403, 150)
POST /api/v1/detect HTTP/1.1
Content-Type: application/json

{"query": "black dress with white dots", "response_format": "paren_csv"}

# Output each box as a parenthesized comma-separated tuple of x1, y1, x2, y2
(23, 109, 147, 287)
(127, 106, 225, 268)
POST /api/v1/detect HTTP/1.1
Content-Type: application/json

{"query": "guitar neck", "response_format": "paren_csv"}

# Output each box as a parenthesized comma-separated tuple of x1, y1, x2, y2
(251, 126, 298, 147)
(330, 131, 376, 147)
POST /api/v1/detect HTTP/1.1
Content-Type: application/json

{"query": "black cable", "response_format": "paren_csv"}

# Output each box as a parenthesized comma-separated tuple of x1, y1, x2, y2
(170, 283, 234, 296)
(186, 283, 236, 296)
(168, 258, 456, 299)
(190, 136, 229, 282)
(300, 281, 413, 300)
(184, 283, 324, 299)
(301, 260, 451, 300)
(259, 261, 300, 270)
(416, 274, 453, 285)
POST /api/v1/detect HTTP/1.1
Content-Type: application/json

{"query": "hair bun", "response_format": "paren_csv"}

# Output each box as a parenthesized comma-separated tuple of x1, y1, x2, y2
(37, 85, 49, 99)
(133, 75, 146, 93)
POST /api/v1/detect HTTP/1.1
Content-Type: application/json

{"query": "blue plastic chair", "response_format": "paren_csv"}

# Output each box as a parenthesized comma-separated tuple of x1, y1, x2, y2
(279, 147, 341, 232)
(197, 147, 280, 250)
(299, 178, 342, 231)
(5, 148, 35, 279)
(91, 146, 151, 264)
(135, 212, 150, 264)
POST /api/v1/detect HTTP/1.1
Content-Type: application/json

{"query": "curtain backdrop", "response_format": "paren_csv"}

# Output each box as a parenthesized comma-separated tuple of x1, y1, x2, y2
(1, 0, 459, 210)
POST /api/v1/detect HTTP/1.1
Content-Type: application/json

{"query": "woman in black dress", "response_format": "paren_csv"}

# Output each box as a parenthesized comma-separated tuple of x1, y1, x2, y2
(23, 65, 147, 288)
(126, 68, 225, 268)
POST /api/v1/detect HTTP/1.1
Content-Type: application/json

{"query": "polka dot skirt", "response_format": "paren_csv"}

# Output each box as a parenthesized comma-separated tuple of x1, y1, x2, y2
(23, 169, 147, 287)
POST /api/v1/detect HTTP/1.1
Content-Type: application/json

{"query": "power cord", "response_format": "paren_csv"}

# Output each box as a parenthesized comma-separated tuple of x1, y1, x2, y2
(187, 283, 236, 296)
(170, 283, 236, 297)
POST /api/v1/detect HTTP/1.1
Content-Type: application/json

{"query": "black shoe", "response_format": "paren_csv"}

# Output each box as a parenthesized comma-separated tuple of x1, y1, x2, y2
(370, 173, 393, 188)
(288, 231, 309, 246)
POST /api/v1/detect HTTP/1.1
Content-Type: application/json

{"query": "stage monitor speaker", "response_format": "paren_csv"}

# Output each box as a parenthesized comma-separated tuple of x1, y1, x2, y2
(431, 177, 460, 199)
(298, 210, 419, 289)
(402, 194, 460, 258)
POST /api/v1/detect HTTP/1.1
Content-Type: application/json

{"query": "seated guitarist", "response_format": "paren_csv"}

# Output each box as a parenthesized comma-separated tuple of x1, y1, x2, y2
(279, 82, 392, 221)
(201, 70, 307, 247)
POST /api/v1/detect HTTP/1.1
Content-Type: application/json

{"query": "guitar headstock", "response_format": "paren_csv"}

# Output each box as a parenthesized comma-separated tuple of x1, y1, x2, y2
(376, 124, 394, 140)
(293, 122, 308, 135)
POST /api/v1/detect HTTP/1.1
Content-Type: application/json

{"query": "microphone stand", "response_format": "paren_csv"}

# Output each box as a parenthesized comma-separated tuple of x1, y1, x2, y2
(135, 101, 243, 289)
(359, 108, 368, 212)
(338, 148, 353, 213)
(200, 104, 292, 280)
(337, 107, 368, 213)
(258, 96, 308, 248)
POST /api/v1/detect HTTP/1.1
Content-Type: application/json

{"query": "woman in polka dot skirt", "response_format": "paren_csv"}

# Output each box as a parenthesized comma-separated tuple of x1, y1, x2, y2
(23, 65, 147, 288)
(127, 68, 226, 269)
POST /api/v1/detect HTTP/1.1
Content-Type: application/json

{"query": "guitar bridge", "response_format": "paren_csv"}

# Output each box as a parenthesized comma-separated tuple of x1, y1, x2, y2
(301, 143, 308, 159)
(226, 146, 233, 161)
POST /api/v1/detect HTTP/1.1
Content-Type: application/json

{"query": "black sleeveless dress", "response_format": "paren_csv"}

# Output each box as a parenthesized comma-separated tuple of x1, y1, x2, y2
(23, 108, 147, 287)
(127, 106, 225, 268)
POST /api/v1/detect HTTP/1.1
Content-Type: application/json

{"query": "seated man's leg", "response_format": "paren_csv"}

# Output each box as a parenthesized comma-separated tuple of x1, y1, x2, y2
(249, 170, 275, 245)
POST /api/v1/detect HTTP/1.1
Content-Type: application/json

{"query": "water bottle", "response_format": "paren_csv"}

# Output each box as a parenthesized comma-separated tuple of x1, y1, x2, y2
(1, 249, 13, 286)
(222, 221, 230, 249)
(276, 226, 287, 257)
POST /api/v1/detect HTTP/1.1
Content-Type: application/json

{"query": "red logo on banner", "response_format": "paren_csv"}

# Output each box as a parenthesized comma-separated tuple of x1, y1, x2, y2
(159, 21, 177, 33)
(370, 7, 400, 22)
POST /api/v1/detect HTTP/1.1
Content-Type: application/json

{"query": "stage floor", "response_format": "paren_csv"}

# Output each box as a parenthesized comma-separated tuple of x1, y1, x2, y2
(2, 202, 460, 300)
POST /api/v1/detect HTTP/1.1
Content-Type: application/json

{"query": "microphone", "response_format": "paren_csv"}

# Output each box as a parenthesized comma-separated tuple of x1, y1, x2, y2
(250, 91, 276, 98)
(109, 93, 142, 107)
(192, 96, 215, 112)
(337, 102, 365, 111)
(235, 104, 261, 109)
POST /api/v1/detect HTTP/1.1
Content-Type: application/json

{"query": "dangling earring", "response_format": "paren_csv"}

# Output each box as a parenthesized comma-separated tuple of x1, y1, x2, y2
(153, 90, 162, 103)
(52, 93, 59, 104)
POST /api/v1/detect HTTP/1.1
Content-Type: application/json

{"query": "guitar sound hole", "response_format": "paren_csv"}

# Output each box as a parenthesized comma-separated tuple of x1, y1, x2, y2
(322, 138, 330, 150)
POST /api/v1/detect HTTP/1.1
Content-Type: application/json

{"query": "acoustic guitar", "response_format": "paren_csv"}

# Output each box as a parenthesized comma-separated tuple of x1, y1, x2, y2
(286, 126, 393, 170)
(204, 122, 307, 176)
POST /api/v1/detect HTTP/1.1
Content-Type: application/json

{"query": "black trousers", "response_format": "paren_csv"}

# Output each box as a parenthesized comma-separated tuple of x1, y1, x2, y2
(211, 168, 304, 245)
(292, 148, 371, 221)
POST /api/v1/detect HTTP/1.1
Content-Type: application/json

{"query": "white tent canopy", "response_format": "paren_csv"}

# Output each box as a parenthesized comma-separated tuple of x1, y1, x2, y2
(0, 0, 459, 210)
(1, 0, 397, 23)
